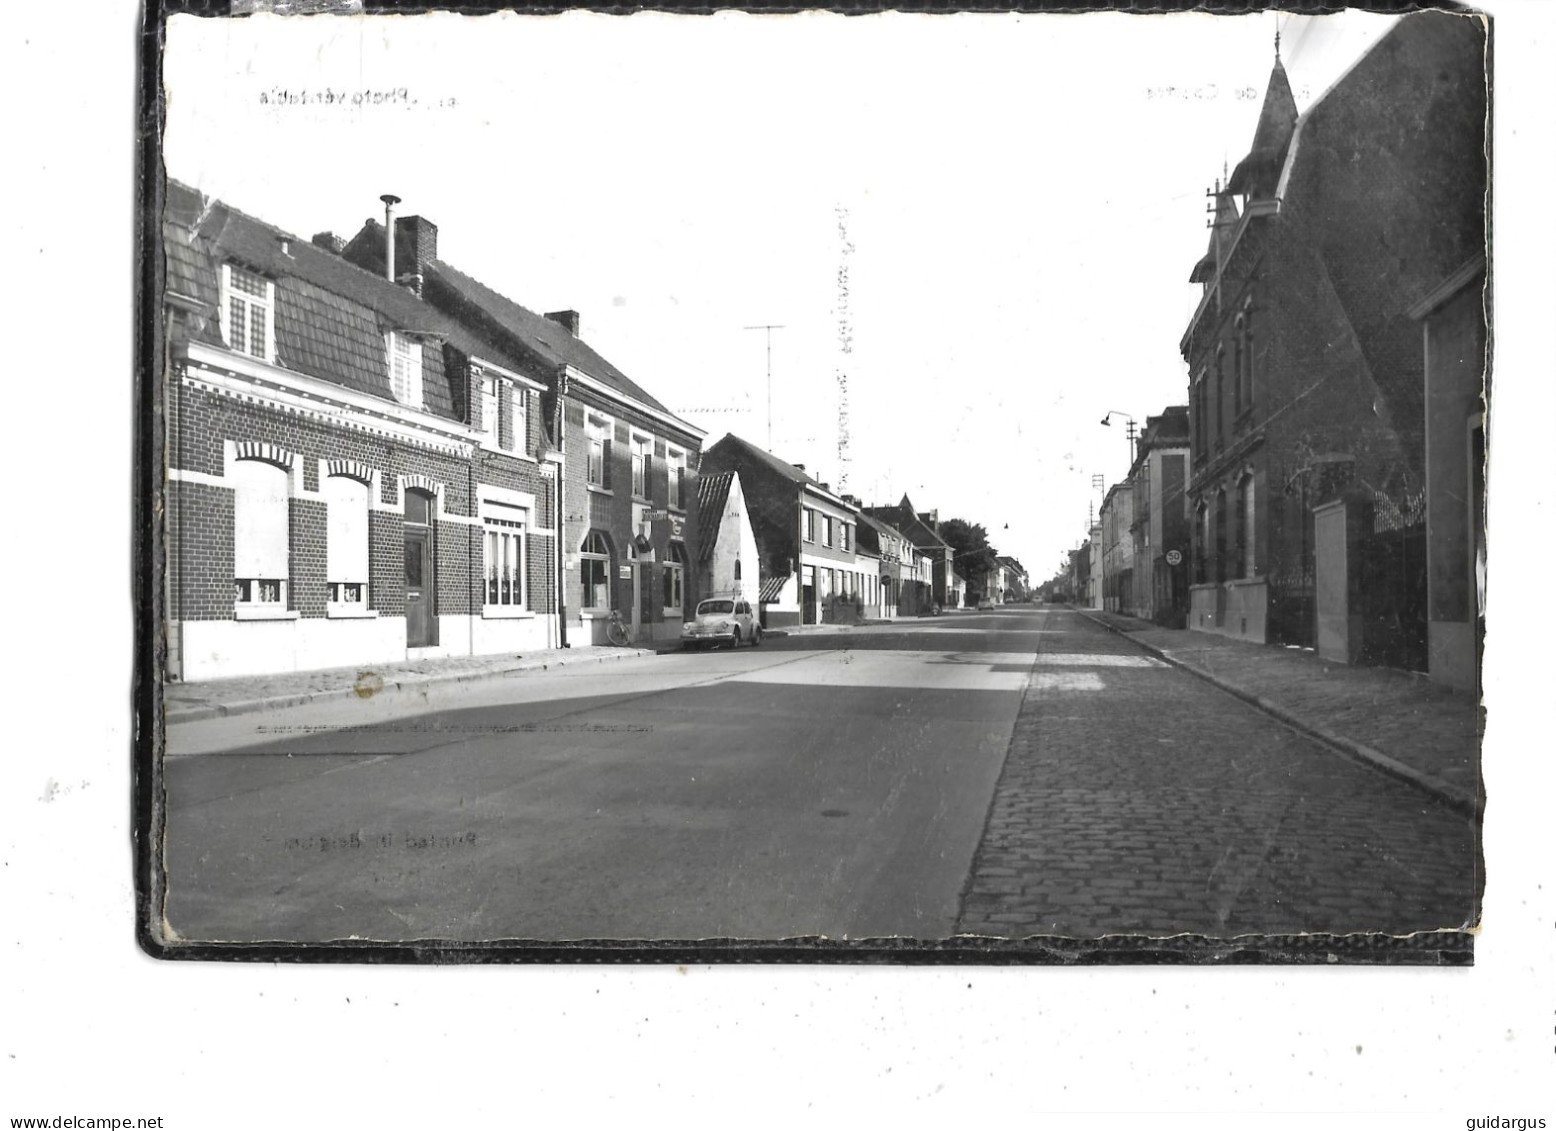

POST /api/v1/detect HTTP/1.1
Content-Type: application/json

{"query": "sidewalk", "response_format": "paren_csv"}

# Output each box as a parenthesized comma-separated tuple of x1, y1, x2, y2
(1077, 609, 1482, 815)
(163, 645, 657, 724)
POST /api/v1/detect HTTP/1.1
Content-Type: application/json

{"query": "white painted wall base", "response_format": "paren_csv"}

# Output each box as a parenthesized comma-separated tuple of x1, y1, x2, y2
(178, 612, 560, 682)
(180, 615, 405, 681)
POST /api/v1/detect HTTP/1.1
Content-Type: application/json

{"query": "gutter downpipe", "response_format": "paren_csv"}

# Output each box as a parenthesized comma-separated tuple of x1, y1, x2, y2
(555, 365, 569, 648)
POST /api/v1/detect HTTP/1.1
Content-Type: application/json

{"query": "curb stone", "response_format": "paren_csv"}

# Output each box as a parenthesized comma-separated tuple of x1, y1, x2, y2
(1075, 609, 1480, 818)
(165, 646, 658, 725)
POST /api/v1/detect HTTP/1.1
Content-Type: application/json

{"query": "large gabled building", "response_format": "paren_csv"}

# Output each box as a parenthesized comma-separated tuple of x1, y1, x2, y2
(1181, 12, 1486, 667)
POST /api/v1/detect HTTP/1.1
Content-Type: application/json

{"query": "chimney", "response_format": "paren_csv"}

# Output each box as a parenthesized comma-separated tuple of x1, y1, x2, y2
(379, 194, 401, 282)
(395, 215, 438, 279)
(312, 231, 346, 254)
(545, 310, 581, 336)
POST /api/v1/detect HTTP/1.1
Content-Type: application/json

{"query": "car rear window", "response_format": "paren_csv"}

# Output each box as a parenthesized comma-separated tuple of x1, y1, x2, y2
(698, 600, 734, 615)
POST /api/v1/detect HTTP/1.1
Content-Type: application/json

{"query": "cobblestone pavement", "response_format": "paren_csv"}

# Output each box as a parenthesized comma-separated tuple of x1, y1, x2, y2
(956, 608, 1481, 940)
(1083, 610, 1481, 804)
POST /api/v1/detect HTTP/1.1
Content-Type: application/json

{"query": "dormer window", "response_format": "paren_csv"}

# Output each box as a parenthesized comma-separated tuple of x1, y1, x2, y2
(222, 264, 274, 361)
(388, 332, 423, 408)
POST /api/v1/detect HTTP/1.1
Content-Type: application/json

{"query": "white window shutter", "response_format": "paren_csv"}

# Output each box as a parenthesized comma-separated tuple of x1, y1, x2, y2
(325, 475, 369, 583)
(233, 460, 289, 578)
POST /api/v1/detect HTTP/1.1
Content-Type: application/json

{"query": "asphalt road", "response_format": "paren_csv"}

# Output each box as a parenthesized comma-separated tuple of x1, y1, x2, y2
(162, 605, 1479, 945)
(163, 610, 1041, 942)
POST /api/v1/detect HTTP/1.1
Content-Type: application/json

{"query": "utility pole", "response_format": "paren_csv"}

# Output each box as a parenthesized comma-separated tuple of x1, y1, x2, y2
(743, 324, 785, 450)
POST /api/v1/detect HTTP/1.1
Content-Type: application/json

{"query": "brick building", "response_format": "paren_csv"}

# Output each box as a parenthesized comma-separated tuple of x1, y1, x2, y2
(700, 434, 873, 627)
(861, 496, 956, 613)
(1098, 481, 1136, 615)
(1181, 12, 1486, 662)
(1127, 406, 1192, 625)
(338, 211, 706, 645)
(161, 181, 560, 681)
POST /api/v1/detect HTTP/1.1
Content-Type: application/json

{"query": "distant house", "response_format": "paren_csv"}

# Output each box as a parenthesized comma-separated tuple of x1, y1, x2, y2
(699, 434, 872, 627)
(949, 566, 967, 610)
(160, 180, 559, 681)
(857, 510, 919, 618)
(995, 557, 1027, 602)
(1181, 12, 1486, 667)
(342, 208, 707, 644)
(1128, 407, 1192, 625)
(861, 495, 955, 611)
(695, 471, 760, 607)
(1099, 482, 1135, 615)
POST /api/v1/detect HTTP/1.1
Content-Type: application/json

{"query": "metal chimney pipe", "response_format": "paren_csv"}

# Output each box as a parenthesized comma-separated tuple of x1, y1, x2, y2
(380, 194, 401, 281)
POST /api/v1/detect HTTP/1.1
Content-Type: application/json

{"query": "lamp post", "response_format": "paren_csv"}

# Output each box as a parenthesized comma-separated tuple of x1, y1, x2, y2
(1099, 411, 1138, 464)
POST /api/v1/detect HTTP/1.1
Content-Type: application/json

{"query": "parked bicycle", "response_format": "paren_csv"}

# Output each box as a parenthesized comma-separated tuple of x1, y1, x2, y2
(605, 608, 634, 647)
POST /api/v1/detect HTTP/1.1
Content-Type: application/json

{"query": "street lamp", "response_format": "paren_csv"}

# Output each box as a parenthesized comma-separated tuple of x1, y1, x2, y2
(1099, 410, 1138, 464)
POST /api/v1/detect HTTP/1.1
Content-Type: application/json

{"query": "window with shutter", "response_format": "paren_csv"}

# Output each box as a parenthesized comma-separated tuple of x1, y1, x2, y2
(233, 459, 289, 608)
(325, 474, 370, 609)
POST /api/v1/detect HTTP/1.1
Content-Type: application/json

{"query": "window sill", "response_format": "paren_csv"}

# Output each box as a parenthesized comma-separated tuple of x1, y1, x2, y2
(327, 605, 379, 619)
(578, 609, 611, 620)
(586, 485, 613, 497)
(482, 607, 535, 620)
(234, 605, 300, 621)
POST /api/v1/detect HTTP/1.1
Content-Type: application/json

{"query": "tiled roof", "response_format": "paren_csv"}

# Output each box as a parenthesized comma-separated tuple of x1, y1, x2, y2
(709, 434, 855, 509)
(863, 495, 949, 550)
(162, 179, 529, 423)
(412, 251, 688, 431)
(696, 471, 735, 565)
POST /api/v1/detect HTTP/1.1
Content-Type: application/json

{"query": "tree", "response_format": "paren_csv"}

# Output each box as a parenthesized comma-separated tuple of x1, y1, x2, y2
(938, 517, 1000, 590)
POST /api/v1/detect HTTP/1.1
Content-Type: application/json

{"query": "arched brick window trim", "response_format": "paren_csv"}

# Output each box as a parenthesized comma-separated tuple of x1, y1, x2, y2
(402, 474, 441, 497)
(233, 441, 295, 471)
(326, 459, 374, 486)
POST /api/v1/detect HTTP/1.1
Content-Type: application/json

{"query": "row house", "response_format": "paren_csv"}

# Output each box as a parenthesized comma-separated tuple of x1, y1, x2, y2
(161, 181, 561, 682)
(700, 434, 878, 627)
(861, 496, 956, 612)
(995, 557, 1028, 602)
(856, 511, 928, 618)
(1127, 407, 1192, 626)
(1098, 481, 1136, 615)
(1180, 11, 1486, 671)
(337, 209, 707, 645)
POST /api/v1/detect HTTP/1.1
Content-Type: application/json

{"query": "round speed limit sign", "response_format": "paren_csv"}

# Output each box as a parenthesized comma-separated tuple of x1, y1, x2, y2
(1165, 549, 1183, 567)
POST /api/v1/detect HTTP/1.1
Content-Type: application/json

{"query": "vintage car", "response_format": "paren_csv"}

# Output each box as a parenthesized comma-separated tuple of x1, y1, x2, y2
(680, 597, 762, 649)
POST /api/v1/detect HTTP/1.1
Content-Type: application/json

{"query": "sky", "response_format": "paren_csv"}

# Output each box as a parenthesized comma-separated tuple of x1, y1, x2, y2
(164, 9, 1399, 581)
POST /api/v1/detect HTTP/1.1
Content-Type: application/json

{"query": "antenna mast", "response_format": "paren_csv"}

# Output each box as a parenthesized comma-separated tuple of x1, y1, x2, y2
(743, 324, 785, 450)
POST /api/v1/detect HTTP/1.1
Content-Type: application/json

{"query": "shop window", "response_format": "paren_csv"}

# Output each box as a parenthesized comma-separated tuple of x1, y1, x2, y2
(580, 530, 612, 610)
(663, 541, 686, 614)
